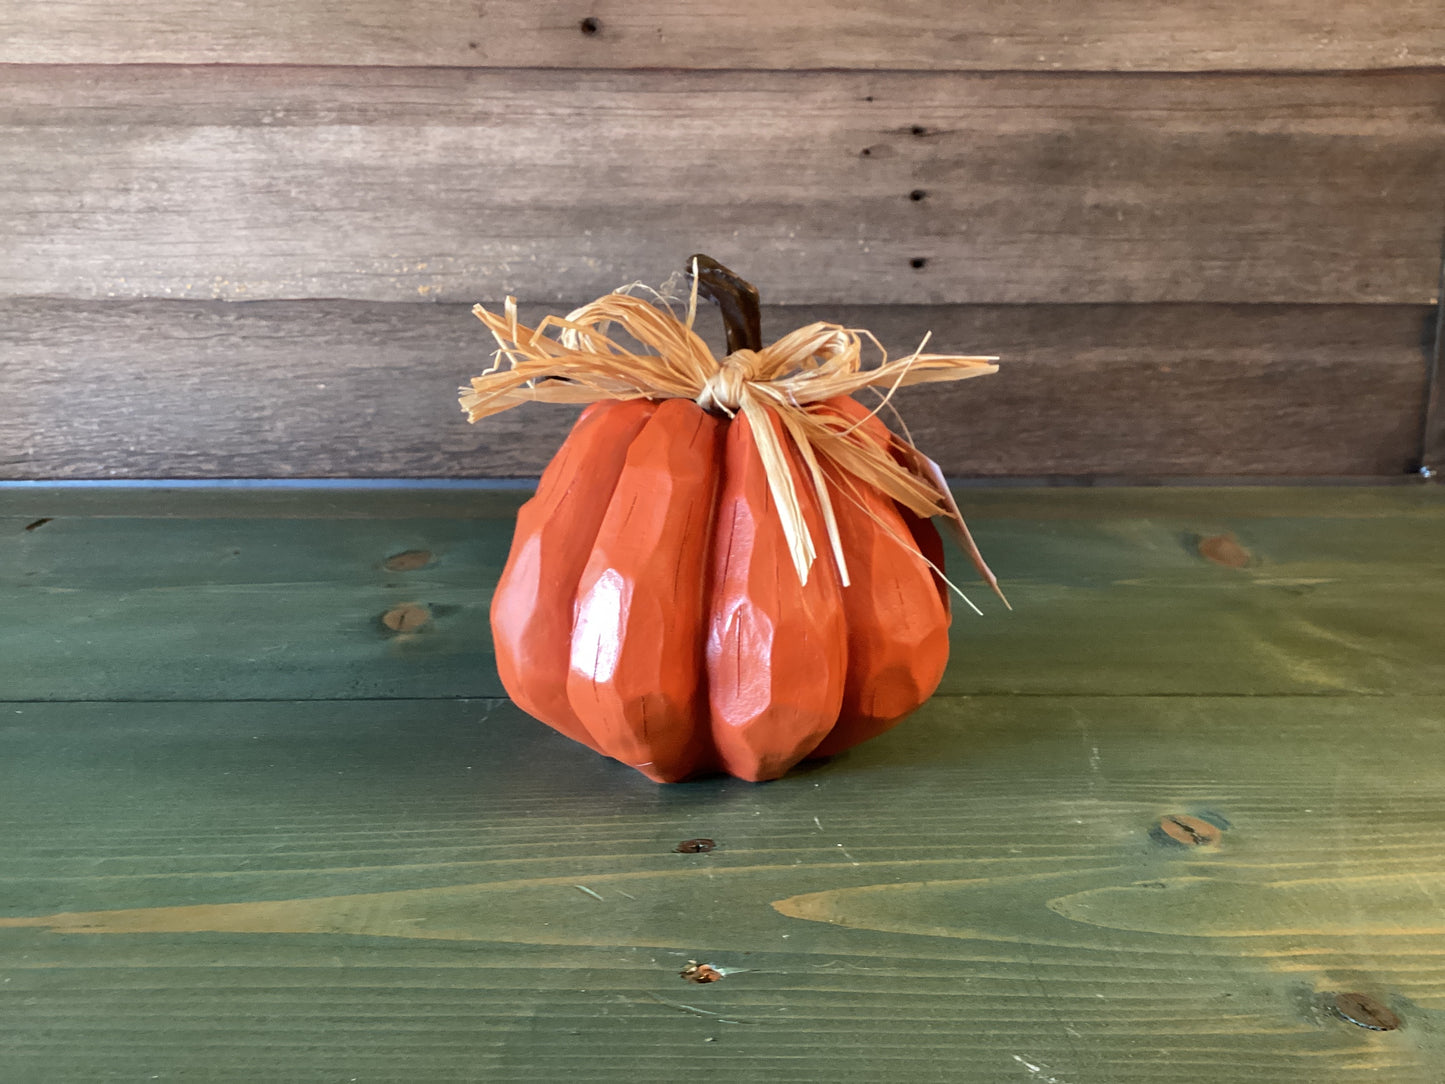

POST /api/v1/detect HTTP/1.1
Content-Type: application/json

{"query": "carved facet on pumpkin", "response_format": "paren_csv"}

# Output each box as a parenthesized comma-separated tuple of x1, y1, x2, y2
(461, 258, 1005, 782)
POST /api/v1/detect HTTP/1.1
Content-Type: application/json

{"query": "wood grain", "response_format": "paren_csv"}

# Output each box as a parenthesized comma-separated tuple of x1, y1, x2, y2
(2, 67, 1441, 305)
(4, 695, 1445, 1081)
(1, 299, 1431, 480)
(2, 486, 1442, 703)
(2, 0, 1441, 70)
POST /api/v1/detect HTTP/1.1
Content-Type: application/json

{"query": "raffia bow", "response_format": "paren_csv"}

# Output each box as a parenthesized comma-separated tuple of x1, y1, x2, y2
(460, 281, 1006, 607)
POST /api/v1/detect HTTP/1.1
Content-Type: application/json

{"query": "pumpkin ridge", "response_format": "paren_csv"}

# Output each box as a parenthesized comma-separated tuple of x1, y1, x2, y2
(810, 397, 950, 759)
(705, 407, 847, 782)
(490, 399, 658, 755)
(565, 399, 722, 782)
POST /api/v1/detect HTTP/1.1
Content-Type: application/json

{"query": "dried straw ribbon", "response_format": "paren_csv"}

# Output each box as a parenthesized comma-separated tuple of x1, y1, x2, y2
(460, 283, 1007, 609)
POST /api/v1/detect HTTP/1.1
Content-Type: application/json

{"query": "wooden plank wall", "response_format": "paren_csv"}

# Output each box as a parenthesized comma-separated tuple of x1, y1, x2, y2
(1, 4, 1443, 480)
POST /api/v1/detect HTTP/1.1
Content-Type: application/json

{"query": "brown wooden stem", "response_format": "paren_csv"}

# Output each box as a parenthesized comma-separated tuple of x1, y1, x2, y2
(689, 254, 762, 353)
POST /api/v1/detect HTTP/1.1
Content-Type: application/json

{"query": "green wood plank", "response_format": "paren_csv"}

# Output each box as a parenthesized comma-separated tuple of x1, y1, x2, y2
(2, 487, 1443, 701)
(3, 696, 1445, 1081)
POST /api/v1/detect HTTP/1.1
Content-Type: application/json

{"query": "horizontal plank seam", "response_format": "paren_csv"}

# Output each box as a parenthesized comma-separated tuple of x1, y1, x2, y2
(1, 298, 1433, 310)
(1, 476, 1434, 490)
(0, 692, 1425, 705)
(1, 62, 1443, 78)
(0, 479, 540, 491)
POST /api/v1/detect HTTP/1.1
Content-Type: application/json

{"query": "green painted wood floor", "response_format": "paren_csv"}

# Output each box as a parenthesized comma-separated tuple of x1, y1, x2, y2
(2, 485, 1443, 1082)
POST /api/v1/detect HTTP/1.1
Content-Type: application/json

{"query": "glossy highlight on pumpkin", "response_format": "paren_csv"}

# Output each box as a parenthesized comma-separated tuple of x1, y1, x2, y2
(490, 395, 952, 782)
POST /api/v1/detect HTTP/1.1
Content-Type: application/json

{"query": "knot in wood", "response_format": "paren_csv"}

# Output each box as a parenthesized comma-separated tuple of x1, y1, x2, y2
(696, 351, 762, 415)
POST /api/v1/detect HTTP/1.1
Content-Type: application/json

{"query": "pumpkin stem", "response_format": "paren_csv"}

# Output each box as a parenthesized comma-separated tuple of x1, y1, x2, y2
(689, 254, 762, 354)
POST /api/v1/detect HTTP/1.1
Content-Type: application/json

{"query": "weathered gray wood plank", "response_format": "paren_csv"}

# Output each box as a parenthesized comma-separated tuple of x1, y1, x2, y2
(1, 300, 1431, 479)
(2, 0, 1441, 70)
(3, 67, 1441, 305)
(2, 486, 1442, 702)
(3, 695, 1445, 1081)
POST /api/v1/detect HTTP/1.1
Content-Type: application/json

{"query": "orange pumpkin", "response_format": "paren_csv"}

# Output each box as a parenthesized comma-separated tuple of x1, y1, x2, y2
(491, 395, 950, 781)
(466, 258, 1001, 782)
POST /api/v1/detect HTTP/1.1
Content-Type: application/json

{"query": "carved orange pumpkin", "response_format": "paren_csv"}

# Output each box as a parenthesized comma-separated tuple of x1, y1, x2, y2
(463, 258, 1000, 782)
(490, 393, 951, 781)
